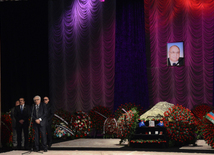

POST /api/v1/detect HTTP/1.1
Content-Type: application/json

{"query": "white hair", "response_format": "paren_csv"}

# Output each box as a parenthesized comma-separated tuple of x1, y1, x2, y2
(33, 95, 41, 101)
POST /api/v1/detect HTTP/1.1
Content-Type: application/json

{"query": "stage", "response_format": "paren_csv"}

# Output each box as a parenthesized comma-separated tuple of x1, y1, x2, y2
(1, 139, 213, 155)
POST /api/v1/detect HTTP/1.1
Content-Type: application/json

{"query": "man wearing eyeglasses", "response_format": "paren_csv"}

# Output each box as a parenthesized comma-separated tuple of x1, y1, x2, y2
(167, 45, 184, 66)
(14, 98, 31, 150)
(32, 95, 48, 152)
(43, 96, 54, 149)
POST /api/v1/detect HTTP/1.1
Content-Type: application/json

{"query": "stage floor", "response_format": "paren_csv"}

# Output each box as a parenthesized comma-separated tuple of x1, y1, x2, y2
(52, 138, 127, 149)
(1, 150, 214, 155)
(1, 139, 213, 155)
(51, 138, 213, 152)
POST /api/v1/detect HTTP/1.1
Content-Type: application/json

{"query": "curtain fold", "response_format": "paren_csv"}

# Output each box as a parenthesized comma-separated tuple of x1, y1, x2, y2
(144, 0, 214, 109)
(115, 0, 150, 110)
(49, 0, 115, 112)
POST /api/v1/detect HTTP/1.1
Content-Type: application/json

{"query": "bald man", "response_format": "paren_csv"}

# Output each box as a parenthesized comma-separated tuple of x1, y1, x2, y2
(167, 45, 184, 66)
(43, 96, 55, 149)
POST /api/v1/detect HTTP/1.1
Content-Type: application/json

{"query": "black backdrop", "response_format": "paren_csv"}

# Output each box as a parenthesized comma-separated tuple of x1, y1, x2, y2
(0, 1, 49, 112)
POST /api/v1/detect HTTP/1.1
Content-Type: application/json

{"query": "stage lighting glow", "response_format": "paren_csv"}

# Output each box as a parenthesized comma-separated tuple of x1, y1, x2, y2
(99, 0, 105, 2)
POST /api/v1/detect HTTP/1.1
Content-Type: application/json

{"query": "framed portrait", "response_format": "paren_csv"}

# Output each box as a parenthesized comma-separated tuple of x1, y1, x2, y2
(167, 42, 184, 66)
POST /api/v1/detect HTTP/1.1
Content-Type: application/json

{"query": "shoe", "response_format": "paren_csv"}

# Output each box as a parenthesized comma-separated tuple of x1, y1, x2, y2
(17, 146, 22, 150)
(12, 146, 18, 150)
(34, 148, 40, 152)
(44, 149, 48, 152)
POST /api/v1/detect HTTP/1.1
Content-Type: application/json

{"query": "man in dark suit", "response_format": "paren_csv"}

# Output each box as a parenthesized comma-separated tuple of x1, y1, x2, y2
(43, 96, 55, 149)
(14, 98, 30, 150)
(11, 100, 20, 148)
(167, 45, 184, 66)
(32, 95, 48, 152)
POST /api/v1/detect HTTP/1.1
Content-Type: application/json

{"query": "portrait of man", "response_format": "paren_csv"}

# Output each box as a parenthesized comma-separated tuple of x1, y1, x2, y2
(167, 42, 184, 66)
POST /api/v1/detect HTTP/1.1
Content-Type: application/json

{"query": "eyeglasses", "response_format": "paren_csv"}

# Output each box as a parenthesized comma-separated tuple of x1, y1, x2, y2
(34, 99, 40, 101)
(44, 99, 48, 101)
(169, 51, 180, 54)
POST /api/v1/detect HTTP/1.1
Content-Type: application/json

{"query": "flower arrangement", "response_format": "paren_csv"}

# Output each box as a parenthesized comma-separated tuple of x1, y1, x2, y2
(192, 104, 213, 120)
(200, 110, 214, 148)
(114, 103, 143, 120)
(191, 104, 213, 139)
(88, 106, 112, 131)
(2, 113, 12, 147)
(163, 104, 197, 146)
(52, 109, 72, 128)
(52, 109, 73, 139)
(103, 117, 117, 138)
(117, 107, 139, 144)
(72, 111, 92, 138)
(54, 122, 74, 138)
(28, 120, 36, 143)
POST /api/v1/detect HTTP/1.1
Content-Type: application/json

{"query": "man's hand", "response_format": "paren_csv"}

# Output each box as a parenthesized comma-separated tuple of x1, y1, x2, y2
(35, 119, 40, 124)
(19, 120, 24, 124)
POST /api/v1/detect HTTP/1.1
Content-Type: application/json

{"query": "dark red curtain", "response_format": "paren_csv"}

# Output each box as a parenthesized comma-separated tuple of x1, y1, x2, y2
(48, 0, 115, 112)
(144, 0, 214, 109)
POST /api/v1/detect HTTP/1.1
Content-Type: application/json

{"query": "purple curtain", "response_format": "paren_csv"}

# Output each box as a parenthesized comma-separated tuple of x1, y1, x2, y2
(48, 0, 115, 112)
(144, 0, 214, 109)
(115, 0, 150, 110)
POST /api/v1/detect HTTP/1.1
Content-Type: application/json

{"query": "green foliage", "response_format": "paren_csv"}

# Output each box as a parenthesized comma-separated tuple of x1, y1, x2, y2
(117, 107, 139, 144)
(114, 103, 143, 120)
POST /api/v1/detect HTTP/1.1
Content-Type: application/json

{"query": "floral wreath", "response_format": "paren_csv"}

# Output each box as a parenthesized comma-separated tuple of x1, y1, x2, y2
(200, 110, 214, 148)
(54, 122, 74, 138)
(117, 107, 139, 144)
(114, 103, 143, 120)
(2, 113, 12, 147)
(72, 111, 92, 138)
(103, 117, 117, 137)
(192, 104, 213, 120)
(88, 106, 112, 131)
(52, 109, 72, 129)
(163, 104, 197, 146)
(191, 104, 213, 139)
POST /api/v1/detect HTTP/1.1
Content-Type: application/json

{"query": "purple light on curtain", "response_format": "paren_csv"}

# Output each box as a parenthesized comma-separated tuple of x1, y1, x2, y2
(144, 0, 214, 109)
(49, 0, 115, 113)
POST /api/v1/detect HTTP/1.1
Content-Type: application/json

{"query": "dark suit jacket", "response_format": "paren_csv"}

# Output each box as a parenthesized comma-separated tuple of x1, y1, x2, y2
(32, 102, 47, 127)
(11, 107, 16, 128)
(14, 104, 31, 127)
(167, 57, 184, 66)
(46, 102, 55, 123)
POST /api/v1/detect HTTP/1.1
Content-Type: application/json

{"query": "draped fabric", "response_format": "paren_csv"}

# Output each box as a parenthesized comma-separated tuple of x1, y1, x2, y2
(49, 0, 115, 112)
(115, 0, 150, 110)
(144, 0, 214, 109)
(1, 1, 49, 112)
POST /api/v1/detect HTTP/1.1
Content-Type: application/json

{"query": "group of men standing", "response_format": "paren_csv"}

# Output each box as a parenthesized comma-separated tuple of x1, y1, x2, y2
(11, 96, 54, 152)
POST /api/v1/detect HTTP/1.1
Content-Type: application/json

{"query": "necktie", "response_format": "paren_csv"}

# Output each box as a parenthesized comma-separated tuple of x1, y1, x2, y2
(36, 105, 39, 118)
(21, 105, 23, 113)
(173, 63, 176, 66)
